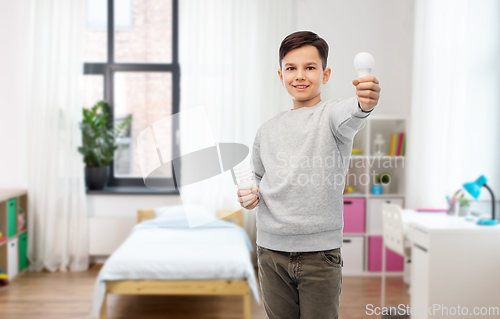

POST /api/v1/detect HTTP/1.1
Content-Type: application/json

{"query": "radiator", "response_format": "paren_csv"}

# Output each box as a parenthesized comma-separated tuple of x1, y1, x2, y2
(88, 217, 136, 255)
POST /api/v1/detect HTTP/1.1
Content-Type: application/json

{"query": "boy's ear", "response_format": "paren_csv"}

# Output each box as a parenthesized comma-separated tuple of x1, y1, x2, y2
(277, 69, 284, 86)
(323, 67, 332, 84)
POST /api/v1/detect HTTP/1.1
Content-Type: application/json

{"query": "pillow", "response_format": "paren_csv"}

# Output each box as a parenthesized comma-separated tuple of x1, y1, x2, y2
(154, 205, 217, 225)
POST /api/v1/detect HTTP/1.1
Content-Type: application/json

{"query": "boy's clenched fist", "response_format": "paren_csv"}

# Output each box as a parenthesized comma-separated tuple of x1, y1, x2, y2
(237, 188, 259, 210)
(352, 75, 381, 112)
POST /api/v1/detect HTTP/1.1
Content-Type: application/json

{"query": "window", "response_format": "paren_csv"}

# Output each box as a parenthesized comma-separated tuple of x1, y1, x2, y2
(83, 0, 179, 189)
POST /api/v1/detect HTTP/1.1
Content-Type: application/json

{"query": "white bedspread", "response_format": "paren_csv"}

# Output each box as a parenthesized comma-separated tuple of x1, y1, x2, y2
(92, 207, 260, 317)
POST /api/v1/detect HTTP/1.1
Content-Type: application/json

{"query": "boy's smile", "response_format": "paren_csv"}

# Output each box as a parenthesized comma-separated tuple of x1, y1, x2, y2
(278, 45, 331, 110)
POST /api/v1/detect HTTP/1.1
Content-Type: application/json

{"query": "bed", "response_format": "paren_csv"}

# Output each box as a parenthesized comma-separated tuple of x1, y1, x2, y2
(92, 205, 260, 319)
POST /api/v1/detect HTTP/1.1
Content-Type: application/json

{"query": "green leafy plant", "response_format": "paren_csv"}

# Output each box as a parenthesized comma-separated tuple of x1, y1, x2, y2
(78, 100, 132, 167)
(376, 173, 391, 185)
(459, 197, 470, 207)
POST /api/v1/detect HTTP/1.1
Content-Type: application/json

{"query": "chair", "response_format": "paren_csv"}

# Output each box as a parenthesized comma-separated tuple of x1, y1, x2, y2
(380, 202, 412, 317)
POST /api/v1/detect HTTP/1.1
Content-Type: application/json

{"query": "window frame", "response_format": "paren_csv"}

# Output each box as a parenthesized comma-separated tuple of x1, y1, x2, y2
(84, 0, 179, 191)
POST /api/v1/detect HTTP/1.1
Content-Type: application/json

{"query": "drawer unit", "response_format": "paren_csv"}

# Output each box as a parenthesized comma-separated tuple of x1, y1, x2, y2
(0, 190, 29, 281)
(343, 198, 365, 233)
(7, 237, 18, 279)
(7, 198, 17, 238)
(409, 225, 429, 250)
(367, 235, 404, 272)
(341, 236, 364, 273)
(19, 232, 28, 272)
(367, 197, 404, 234)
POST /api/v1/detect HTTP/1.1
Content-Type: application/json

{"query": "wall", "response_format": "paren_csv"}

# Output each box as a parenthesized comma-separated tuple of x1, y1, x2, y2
(296, 0, 415, 117)
(0, 1, 27, 188)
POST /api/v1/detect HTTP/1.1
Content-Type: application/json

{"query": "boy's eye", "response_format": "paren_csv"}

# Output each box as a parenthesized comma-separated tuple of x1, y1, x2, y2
(286, 66, 315, 71)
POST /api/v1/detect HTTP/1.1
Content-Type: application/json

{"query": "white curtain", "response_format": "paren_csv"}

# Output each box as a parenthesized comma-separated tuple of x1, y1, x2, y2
(23, 0, 89, 272)
(407, 0, 500, 212)
(179, 0, 297, 265)
(407, 0, 469, 209)
(461, 0, 500, 213)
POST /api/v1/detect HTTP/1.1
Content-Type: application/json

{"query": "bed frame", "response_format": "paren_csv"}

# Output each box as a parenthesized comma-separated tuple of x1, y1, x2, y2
(100, 209, 252, 319)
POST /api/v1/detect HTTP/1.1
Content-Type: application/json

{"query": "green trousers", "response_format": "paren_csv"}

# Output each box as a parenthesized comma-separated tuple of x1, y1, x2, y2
(257, 245, 343, 319)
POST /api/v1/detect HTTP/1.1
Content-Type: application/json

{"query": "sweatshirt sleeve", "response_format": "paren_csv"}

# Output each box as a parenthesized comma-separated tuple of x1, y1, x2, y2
(251, 127, 265, 188)
(329, 96, 373, 143)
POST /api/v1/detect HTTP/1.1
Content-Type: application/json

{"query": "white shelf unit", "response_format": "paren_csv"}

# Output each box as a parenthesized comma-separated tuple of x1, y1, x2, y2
(342, 116, 408, 276)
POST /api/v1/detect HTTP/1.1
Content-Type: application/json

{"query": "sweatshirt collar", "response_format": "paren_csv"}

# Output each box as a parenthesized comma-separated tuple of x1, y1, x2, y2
(290, 99, 324, 111)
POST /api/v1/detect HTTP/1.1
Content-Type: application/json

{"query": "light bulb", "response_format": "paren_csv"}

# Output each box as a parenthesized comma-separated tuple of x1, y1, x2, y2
(353, 52, 375, 78)
(233, 163, 256, 190)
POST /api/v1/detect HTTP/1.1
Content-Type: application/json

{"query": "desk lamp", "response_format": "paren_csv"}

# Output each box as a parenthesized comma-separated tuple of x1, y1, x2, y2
(463, 175, 498, 226)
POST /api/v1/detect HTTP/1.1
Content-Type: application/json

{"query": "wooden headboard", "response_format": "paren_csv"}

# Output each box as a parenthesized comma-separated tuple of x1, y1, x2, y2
(137, 208, 244, 228)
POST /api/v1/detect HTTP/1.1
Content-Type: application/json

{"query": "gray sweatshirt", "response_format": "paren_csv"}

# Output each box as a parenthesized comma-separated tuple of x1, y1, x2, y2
(252, 96, 372, 252)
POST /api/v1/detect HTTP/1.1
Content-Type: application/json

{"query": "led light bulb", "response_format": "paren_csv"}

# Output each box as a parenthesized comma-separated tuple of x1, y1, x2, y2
(353, 52, 375, 78)
(233, 163, 256, 190)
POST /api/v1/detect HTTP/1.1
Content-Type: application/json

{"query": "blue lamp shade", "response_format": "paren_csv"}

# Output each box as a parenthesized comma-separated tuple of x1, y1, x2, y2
(462, 174, 497, 226)
(463, 175, 487, 199)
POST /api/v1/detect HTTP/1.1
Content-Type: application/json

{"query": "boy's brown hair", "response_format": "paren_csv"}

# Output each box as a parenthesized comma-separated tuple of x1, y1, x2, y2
(279, 31, 329, 70)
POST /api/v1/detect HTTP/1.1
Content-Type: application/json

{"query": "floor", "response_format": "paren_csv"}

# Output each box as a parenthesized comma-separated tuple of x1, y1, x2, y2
(0, 264, 410, 319)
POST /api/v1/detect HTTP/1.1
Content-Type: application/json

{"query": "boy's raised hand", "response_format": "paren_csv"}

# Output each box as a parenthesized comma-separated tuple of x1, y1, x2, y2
(352, 75, 381, 112)
(237, 188, 259, 210)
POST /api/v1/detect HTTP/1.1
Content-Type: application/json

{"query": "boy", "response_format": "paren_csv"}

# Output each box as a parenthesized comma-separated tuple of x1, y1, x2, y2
(237, 31, 380, 319)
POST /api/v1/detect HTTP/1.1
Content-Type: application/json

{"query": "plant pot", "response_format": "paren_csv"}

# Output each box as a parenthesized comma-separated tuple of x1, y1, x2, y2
(381, 183, 391, 194)
(85, 166, 109, 190)
(459, 206, 470, 217)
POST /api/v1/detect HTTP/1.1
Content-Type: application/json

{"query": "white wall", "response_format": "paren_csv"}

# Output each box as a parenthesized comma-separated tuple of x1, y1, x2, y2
(296, 0, 415, 117)
(87, 194, 182, 217)
(0, 0, 27, 188)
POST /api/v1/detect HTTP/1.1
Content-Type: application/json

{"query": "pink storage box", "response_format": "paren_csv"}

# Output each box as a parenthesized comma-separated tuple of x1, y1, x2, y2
(368, 235, 404, 272)
(343, 197, 365, 233)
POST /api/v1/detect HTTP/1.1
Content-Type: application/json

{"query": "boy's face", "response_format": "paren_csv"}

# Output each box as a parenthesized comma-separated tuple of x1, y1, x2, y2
(278, 45, 331, 106)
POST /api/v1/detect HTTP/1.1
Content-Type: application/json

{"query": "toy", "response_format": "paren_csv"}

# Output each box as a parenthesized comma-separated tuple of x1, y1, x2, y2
(0, 270, 8, 287)
(18, 207, 26, 231)
(372, 184, 383, 195)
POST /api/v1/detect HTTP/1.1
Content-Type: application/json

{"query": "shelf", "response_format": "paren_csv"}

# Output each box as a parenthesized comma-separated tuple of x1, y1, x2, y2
(0, 189, 27, 203)
(365, 156, 405, 159)
(344, 193, 405, 198)
(86, 186, 179, 195)
(368, 194, 405, 198)
(0, 190, 29, 281)
(340, 117, 409, 276)
(0, 229, 25, 248)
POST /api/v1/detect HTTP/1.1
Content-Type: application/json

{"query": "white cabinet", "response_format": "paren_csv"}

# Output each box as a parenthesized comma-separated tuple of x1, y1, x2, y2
(408, 216, 500, 319)
(367, 197, 404, 234)
(410, 242, 429, 318)
(7, 237, 18, 280)
(341, 236, 364, 274)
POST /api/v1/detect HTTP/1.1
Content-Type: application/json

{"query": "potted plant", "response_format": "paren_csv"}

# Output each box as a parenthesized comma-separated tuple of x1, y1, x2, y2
(376, 172, 392, 194)
(78, 100, 132, 190)
(458, 197, 470, 217)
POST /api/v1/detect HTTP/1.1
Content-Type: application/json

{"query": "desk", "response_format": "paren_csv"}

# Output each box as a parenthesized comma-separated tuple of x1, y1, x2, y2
(402, 210, 500, 318)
